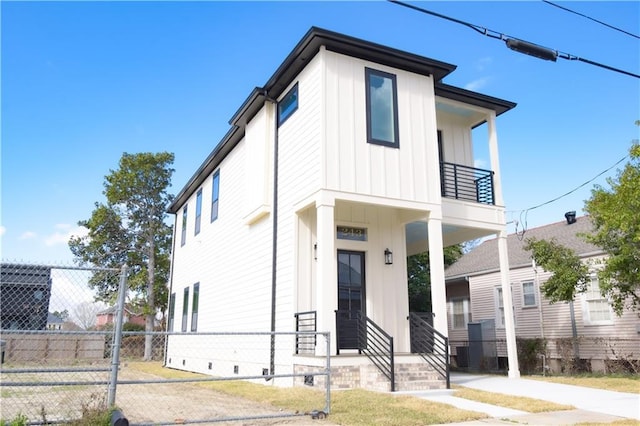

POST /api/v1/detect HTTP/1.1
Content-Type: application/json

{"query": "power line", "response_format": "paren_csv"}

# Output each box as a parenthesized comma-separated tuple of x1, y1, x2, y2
(509, 154, 628, 239)
(388, 0, 640, 79)
(542, 0, 640, 40)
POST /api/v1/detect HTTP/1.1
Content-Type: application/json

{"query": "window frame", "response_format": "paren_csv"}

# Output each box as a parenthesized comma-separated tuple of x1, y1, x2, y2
(211, 171, 220, 223)
(191, 283, 199, 332)
(365, 67, 400, 148)
(182, 287, 189, 332)
(449, 297, 470, 330)
(521, 281, 537, 308)
(278, 83, 299, 126)
(168, 292, 176, 332)
(582, 274, 613, 325)
(194, 189, 202, 235)
(495, 287, 505, 328)
(181, 205, 188, 246)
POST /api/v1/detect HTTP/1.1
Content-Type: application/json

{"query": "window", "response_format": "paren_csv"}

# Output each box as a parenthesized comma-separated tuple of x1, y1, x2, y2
(195, 189, 202, 235)
(449, 298, 470, 330)
(495, 287, 515, 328)
(278, 83, 298, 126)
(584, 275, 612, 324)
(168, 293, 175, 332)
(365, 68, 399, 148)
(211, 171, 219, 222)
(522, 281, 537, 307)
(191, 283, 199, 332)
(182, 287, 189, 332)
(181, 205, 188, 246)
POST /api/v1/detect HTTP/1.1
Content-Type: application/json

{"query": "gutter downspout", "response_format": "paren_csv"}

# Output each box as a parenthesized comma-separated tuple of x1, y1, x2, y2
(164, 214, 178, 366)
(264, 89, 279, 379)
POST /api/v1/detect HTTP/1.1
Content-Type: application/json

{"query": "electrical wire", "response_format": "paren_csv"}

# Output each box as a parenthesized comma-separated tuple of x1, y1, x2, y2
(388, 0, 640, 79)
(510, 154, 628, 240)
(542, 0, 640, 40)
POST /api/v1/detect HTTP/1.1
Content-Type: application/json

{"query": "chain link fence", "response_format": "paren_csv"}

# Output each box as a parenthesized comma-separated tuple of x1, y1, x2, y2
(1, 262, 331, 425)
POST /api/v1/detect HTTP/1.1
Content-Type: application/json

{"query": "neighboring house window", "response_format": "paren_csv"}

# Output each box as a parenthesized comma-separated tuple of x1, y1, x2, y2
(182, 287, 189, 332)
(278, 83, 298, 126)
(584, 275, 613, 324)
(181, 205, 188, 246)
(168, 292, 175, 332)
(365, 67, 399, 148)
(195, 189, 202, 235)
(495, 287, 515, 328)
(191, 283, 199, 332)
(522, 281, 537, 307)
(211, 171, 219, 222)
(449, 298, 470, 330)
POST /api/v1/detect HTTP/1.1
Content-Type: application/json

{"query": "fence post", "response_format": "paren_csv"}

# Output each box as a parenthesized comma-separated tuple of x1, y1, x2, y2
(108, 264, 128, 407)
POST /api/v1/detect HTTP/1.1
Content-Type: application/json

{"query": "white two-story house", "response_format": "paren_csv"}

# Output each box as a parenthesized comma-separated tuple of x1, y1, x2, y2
(165, 27, 518, 391)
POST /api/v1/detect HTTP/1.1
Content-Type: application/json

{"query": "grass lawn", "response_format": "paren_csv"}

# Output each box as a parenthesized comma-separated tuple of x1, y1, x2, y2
(452, 385, 574, 412)
(527, 374, 640, 394)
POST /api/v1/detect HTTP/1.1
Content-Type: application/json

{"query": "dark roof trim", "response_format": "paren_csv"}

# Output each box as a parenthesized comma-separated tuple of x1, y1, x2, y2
(435, 83, 517, 118)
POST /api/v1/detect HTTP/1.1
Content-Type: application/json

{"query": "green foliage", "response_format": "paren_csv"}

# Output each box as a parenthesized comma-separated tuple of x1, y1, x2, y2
(516, 338, 546, 375)
(407, 245, 463, 312)
(1, 413, 28, 426)
(69, 152, 174, 328)
(523, 238, 590, 303)
(582, 141, 640, 314)
(122, 322, 145, 332)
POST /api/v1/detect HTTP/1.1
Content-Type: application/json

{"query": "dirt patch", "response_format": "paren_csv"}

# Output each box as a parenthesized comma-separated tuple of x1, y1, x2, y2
(116, 366, 336, 425)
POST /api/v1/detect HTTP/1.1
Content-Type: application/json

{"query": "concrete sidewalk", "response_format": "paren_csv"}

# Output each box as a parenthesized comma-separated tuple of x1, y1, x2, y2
(398, 372, 640, 425)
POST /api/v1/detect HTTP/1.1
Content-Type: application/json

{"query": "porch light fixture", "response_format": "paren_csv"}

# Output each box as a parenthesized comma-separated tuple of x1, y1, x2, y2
(384, 248, 393, 265)
(313, 243, 318, 260)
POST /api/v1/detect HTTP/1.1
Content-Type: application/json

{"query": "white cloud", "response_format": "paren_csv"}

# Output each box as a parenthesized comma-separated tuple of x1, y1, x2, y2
(44, 224, 88, 247)
(19, 231, 38, 240)
(0, 226, 5, 237)
(464, 77, 490, 92)
(474, 158, 488, 169)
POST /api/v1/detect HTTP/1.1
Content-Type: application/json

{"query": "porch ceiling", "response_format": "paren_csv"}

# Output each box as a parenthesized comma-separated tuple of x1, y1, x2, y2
(405, 221, 495, 256)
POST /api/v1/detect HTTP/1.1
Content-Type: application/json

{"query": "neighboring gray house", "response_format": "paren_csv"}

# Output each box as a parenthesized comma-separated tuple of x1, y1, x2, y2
(445, 214, 640, 372)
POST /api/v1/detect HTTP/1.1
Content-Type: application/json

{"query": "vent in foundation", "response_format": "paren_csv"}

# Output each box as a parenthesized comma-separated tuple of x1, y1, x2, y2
(304, 375, 314, 386)
(234, 365, 239, 374)
(208, 362, 212, 370)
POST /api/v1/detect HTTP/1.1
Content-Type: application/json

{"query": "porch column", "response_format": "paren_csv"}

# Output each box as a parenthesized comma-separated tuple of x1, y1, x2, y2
(498, 230, 520, 378)
(315, 196, 336, 356)
(427, 214, 448, 338)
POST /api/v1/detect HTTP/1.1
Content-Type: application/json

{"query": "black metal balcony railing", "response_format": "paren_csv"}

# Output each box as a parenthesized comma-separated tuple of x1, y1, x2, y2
(294, 311, 317, 355)
(440, 162, 495, 205)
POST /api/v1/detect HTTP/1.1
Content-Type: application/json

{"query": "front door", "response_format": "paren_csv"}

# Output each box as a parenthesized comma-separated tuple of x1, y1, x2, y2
(336, 250, 366, 353)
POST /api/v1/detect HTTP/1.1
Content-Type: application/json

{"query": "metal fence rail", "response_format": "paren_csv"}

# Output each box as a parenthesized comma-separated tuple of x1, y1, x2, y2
(1, 262, 332, 425)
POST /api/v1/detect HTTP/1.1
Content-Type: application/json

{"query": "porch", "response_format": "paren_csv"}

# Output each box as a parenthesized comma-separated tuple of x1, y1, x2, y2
(294, 310, 449, 392)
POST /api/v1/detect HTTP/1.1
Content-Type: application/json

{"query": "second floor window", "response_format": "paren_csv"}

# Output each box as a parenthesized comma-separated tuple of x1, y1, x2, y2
(278, 83, 298, 126)
(365, 67, 399, 148)
(211, 171, 220, 222)
(168, 293, 175, 332)
(195, 189, 202, 235)
(181, 206, 188, 246)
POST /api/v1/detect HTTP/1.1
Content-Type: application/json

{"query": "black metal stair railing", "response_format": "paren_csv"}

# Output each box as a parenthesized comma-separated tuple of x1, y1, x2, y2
(294, 311, 317, 355)
(409, 312, 450, 388)
(356, 311, 395, 392)
(440, 161, 495, 205)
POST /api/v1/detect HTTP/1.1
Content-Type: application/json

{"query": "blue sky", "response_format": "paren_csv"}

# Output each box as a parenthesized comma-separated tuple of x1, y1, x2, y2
(2, 1, 639, 264)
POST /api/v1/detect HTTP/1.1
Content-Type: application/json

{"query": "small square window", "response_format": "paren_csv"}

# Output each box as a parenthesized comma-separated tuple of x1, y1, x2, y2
(278, 83, 298, 126)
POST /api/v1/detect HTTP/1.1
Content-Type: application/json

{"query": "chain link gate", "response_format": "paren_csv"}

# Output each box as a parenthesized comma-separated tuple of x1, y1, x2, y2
(1, 262, 332, 425)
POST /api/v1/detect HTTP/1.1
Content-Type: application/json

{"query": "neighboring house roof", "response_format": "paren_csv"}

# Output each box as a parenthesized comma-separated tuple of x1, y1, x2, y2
(445, 215, 601, 279)
(97, 304, 142, 316)
(47, 313, 65, 324)
(168, 26, 517, 214)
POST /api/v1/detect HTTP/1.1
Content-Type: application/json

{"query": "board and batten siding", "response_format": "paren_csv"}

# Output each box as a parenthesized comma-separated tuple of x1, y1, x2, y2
(323, 49, 441, 204)
(435, 110, 473, 168)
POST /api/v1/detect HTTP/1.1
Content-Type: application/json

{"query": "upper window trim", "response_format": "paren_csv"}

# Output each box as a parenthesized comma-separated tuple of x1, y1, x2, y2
(365, 67, 399, 148)
(195, 189, 202, 236)
(278, 83, 299, 126)
(211, 171, 220, 223)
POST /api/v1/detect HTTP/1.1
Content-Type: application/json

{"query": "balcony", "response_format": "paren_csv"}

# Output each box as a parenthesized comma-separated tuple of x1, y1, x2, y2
(440, 162, 495, 205)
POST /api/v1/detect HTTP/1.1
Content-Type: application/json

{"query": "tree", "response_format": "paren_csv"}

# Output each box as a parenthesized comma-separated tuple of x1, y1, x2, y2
(52, 309, 69, 321)
(407, 245, 463, 312)
(523, 238, 590, 303)
(72, 302, 101, 330)
(583, 140, 640, 314)
(69, 152, 174, 360)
